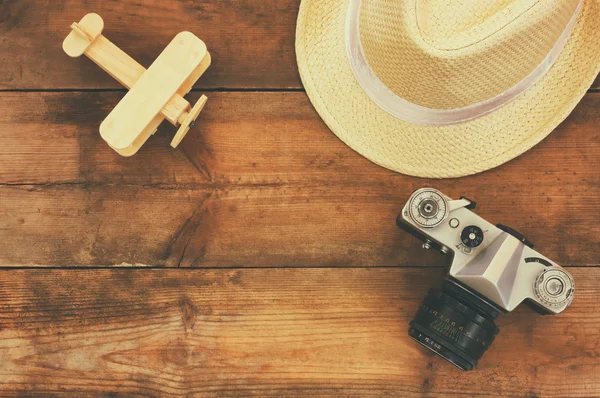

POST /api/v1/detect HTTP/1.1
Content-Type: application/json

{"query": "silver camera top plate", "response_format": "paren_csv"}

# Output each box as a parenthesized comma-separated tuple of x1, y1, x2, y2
(399, 188, 574, 313)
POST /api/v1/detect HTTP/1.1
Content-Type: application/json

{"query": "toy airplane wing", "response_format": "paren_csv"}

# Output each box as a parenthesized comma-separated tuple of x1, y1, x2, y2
(100, 32, 207, 156)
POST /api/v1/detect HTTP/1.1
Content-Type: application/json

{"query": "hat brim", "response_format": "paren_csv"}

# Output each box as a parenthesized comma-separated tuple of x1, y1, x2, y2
(296, 0, 600, 178)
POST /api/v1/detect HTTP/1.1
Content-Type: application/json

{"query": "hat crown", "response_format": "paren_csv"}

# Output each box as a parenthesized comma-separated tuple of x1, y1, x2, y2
(416, 0, 538, 50)
(358, 0, 581, 110)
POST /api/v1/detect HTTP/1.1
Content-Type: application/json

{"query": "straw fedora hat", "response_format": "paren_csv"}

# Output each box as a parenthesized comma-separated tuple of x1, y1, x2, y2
(296, 0, 600, 178)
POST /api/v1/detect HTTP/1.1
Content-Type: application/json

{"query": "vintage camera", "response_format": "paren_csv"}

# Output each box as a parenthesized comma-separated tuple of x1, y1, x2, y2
(397, 188, 574, 370)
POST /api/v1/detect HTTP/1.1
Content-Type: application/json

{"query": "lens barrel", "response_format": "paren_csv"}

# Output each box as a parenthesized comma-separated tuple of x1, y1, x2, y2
(409, 279, 501, 370)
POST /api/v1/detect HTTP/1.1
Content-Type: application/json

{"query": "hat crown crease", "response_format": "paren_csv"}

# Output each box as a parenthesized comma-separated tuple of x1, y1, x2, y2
(415, 0, 539, 51)
(346, 0, 583, 124)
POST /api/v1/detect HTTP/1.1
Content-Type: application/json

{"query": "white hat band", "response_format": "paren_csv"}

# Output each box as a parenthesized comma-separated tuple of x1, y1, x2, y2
(345, 0, 584, 126)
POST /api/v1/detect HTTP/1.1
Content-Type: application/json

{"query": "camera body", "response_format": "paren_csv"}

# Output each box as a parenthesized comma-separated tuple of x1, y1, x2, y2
(397, 188, 574, 370)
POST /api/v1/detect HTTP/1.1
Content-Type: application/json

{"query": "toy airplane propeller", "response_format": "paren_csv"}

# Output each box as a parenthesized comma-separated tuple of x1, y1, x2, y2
(63, 13, 211, 156)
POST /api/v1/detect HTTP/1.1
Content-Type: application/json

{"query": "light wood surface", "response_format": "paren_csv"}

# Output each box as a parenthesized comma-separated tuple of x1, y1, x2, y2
(1, 1, 599, 395)
(62, 13, 104, 57)
(86, 35, 194, 126)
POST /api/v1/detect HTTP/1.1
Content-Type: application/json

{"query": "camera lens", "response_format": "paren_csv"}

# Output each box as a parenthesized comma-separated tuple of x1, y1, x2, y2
(409, 280, 500, 370)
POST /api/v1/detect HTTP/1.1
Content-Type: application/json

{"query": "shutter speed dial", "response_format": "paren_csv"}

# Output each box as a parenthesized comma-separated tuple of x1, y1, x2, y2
(461, 225, 484, 248)
(534, 268, 574, 308)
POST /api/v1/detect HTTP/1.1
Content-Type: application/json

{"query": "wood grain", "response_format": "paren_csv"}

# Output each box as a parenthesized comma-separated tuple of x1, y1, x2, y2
(1, 1, 598, 396)
(0, 92, 206, 185)
(0, 185, 211, 267)
(1, 92, 599, 267)
(0, 0, 301, 90)
(0, 267, 597, 397)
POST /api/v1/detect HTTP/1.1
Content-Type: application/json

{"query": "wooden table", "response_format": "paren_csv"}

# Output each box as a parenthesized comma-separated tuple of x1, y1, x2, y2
(1, 1, 599, 396)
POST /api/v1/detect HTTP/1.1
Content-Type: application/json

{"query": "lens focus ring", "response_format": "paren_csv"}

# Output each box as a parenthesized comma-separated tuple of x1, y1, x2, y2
(409, 288, 499, 370)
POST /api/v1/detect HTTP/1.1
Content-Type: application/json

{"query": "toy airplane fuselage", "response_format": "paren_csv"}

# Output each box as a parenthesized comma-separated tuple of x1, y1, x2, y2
(63, 13, 210, 156)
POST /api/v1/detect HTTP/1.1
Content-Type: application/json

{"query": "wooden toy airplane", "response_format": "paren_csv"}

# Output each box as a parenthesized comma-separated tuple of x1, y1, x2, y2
(63, 13, 211, 156)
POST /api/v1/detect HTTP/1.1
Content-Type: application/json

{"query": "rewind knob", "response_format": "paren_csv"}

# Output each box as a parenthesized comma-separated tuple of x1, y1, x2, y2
(461, 225, 484, 248)
(407, 188, 449, 229)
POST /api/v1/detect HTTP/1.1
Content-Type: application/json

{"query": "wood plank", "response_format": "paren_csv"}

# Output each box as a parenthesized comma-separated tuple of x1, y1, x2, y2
(0, 0, 301, 90)
(1, 92, 599, 267)
(0, 184, 445, 267)
(0, 185, 210, 266)
(2, 179, 598, 267)
(0, 267, 597, 396)
(0, 92, 207, 185)
(172, 185, 600, 268)
(2, 91, 599, 188)
(181, 91, 600, 189)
